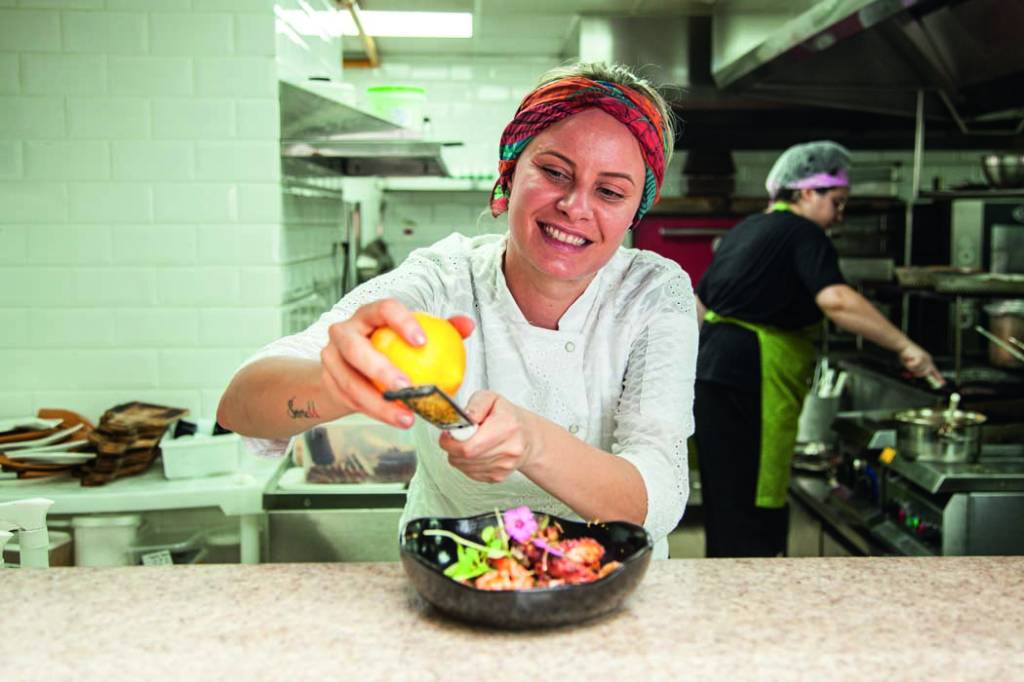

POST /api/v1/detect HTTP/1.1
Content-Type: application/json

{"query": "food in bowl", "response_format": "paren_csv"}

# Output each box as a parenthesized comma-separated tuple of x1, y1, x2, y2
(400, 509, 652, 628)
(425, 507, 621, 590)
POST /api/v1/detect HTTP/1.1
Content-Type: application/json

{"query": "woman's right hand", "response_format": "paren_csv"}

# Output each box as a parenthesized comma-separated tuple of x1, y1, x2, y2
(899, 341, 945, 387)
(319, 299, 474, 429)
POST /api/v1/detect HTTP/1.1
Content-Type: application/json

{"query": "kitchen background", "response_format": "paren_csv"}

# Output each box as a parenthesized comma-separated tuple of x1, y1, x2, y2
(0, 0, 1004, 422)
(2, 0, 1022, 565)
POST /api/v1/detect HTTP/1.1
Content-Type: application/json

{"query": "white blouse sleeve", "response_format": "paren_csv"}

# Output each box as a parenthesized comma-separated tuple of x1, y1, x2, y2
(236, 247, 450, 457)
(611, 269, 698, 545)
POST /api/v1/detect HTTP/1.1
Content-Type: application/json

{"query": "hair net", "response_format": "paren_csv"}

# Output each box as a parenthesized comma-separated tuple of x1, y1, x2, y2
(765, 140, 851, 198)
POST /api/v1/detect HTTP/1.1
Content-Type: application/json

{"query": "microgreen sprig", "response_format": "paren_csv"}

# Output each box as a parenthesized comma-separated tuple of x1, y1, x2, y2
(423, 529, 507, 558)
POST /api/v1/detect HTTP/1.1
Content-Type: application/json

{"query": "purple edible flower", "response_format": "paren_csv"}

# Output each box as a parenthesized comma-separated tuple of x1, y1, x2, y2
(532, 537, 564, 558)
(502, 506, 537, 543)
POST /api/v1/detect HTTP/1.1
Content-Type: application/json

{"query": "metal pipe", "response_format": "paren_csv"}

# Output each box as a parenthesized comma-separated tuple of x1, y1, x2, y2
(975, 325, 1024, 364)
(901, 89, 925, 333)
(938, 90, 1024, 136)
(954, 296, 963, 385)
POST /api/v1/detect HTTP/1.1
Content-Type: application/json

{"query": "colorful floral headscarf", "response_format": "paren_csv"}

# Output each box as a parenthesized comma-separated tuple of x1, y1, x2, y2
(490, 76, 670, 229)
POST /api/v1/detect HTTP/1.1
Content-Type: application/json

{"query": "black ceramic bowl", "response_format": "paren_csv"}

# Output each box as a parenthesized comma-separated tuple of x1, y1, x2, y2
(400, 511, 653, 629)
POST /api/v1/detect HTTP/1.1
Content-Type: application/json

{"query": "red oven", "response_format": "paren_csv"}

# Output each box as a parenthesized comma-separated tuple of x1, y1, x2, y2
(632, 215, 742, 284)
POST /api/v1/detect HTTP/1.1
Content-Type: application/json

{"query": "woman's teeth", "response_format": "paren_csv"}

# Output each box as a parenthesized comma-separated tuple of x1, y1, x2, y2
(541, 223, 587, 246)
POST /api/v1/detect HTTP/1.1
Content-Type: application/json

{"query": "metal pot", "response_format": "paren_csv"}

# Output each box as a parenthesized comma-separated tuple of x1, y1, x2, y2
(983, 300, 1024, 369)
(893, 407, 986, 463)
(981, 153, 1024, 188)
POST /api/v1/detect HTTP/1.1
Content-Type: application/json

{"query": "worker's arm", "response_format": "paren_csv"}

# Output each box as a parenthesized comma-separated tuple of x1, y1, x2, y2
(815, 283, 943, 384)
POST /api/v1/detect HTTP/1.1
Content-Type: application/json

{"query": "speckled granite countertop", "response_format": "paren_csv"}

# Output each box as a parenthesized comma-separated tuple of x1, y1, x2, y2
(4, 558, 1023, 680)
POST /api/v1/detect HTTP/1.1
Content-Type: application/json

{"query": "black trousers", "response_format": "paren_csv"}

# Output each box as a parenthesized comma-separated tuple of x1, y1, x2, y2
(694, 380, 789, 557)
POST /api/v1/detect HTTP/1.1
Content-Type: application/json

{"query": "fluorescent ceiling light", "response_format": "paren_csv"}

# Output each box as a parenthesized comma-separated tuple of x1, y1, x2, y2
(274, 7, 472, 39)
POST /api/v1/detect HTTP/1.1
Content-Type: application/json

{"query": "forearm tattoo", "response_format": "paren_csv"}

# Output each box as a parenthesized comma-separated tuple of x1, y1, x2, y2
(287, 397, 321, 420)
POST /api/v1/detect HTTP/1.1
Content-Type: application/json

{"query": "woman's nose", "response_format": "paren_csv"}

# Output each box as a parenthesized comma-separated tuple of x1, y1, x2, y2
(556, 185, 592, 221)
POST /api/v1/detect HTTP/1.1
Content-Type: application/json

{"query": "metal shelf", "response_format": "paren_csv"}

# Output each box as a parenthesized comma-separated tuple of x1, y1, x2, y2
(279, 78, 455, 177)
(918, 189, 1024, 200)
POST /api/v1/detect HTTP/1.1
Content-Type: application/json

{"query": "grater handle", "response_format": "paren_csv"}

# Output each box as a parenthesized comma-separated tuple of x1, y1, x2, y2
(448, 425, 477, 442)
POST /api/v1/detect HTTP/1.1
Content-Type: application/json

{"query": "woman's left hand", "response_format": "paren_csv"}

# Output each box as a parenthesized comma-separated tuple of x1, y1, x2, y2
(438, 390, 540, 483)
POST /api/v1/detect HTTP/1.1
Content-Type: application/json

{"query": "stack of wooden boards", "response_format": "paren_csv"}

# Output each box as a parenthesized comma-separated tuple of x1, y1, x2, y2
(0, 402, 186, 486)
(82, 402, 187, 486)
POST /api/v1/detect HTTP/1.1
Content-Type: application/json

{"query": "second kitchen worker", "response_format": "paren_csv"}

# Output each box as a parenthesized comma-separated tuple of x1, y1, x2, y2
(694, 141, 943, 558)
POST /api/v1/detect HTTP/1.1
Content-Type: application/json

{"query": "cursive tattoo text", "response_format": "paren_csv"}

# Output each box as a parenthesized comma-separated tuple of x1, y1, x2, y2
(287, 397, 322, 420)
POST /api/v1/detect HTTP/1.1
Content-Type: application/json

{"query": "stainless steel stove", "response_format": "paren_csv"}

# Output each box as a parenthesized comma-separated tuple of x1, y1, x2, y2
(874, 448, 1024, 556)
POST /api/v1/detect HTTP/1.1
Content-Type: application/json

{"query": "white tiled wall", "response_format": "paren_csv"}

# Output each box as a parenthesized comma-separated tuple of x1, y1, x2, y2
(0, 0, 283, 422)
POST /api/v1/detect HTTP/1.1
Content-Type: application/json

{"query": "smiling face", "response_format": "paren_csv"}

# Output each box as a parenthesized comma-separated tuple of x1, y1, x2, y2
(503, 108, 646, 290)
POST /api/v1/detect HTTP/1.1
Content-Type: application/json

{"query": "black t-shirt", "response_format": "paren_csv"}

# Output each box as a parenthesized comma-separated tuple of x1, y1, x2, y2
(695, 210, 845, 390)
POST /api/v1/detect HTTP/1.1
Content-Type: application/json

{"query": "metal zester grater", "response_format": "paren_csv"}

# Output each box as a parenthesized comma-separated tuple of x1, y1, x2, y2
(382, 385, 476, 436)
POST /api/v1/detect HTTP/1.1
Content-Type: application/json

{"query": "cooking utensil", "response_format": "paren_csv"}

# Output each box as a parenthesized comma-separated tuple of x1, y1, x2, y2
(830, 371, 848, 398)
(975, 325, 1024, 365)
(981, 301, 1024, 369)
(383, 385, 476, 440)
(936, 392, 960, 438)
(893, 404, 986, 463)
(981, 153, 1024, 188)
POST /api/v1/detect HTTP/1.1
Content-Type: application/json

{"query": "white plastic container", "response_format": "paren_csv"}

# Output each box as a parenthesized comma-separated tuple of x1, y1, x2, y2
(161, 420, 240, 480)
(71, 514, 142, 567)
(130, 528, 208, 566)
(366, 85, 426, 131)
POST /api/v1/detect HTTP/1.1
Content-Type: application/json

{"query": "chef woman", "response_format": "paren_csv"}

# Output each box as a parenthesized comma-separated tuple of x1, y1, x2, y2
(693, 140, 943, 557)
(217, 62, 697, 559)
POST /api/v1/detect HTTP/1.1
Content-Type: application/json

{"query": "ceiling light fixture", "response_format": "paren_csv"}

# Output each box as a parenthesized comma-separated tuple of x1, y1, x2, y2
(274, 7, 472, 39)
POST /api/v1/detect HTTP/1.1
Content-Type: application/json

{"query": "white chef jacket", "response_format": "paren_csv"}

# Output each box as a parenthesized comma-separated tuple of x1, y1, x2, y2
(241, 232, 698, 558)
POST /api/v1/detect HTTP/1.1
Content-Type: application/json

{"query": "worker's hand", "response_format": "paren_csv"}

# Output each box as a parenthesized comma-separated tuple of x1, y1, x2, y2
(320, 298, 474, 429)
(899, 341, 945, 387)
(437, 390, 539, 484)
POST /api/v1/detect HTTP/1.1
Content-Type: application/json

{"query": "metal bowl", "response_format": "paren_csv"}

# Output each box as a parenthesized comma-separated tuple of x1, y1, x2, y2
(400, 511, 652, 629)
(981, 154, 1024, 188)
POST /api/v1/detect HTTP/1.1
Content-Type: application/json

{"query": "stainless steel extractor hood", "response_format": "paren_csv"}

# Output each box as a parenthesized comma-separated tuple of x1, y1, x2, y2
(567, 14, 874, 151)
(279, 78, 453, 177)
(712, 0, 1024, 127)
(564, 8, 1022, 150)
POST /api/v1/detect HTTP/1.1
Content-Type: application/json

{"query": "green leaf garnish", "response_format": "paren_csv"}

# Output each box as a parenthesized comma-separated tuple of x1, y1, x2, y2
(443, 544, 491, 581)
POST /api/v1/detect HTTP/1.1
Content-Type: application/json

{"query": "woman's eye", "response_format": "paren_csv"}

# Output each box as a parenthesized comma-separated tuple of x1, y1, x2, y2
(543, 167, 568, 181)
(599, 187, 625, 200)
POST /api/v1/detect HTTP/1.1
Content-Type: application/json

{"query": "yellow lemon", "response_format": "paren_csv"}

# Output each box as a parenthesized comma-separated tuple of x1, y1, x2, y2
(370, 312, 466, 395)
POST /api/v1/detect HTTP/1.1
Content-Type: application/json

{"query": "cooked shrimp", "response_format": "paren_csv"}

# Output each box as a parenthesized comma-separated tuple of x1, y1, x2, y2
(474, 557, 535, 591)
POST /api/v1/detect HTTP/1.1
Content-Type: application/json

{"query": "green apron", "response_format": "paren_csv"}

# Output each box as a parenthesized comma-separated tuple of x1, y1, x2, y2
(703, 202, 817, 508)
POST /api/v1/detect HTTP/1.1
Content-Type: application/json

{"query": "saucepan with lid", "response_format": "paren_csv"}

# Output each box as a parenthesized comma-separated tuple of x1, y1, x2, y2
(893, 393, 986, 463)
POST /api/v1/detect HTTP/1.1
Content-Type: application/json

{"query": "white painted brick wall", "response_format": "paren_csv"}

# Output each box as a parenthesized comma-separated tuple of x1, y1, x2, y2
(0, 2, 282, 422)
(109, 57, 193, 96)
